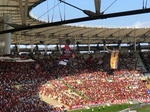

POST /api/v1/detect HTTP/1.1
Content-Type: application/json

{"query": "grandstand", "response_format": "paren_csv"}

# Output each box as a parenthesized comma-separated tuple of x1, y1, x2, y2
(0, 0, 150, 112)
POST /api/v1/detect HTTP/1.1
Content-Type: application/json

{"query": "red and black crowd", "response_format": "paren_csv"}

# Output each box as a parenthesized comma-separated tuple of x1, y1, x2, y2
(0, 52, 150, 112)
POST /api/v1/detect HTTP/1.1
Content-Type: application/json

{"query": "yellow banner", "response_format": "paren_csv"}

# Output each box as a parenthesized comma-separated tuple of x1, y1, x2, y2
(110, 50, 119, 69)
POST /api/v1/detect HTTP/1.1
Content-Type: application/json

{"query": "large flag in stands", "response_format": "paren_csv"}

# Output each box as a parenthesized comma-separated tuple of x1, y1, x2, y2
(110, 50, 119, 69)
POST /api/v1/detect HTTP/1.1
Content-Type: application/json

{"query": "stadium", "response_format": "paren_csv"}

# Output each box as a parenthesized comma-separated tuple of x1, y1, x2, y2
(0, 0, 150, 112)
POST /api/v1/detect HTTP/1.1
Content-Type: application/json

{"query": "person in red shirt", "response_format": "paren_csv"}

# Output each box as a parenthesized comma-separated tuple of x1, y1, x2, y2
(59, 39, 74, 66)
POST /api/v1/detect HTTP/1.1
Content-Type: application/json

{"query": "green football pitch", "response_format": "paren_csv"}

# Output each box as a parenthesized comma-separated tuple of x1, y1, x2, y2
(68, 104, 150, 112)
(135, 105, 150, 112)
(69, 104, 131, 112)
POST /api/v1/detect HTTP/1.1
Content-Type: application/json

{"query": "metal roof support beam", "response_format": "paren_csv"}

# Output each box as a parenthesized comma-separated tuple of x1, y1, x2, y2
(24, 0, 29, 25)
(18, 0, 24, 25)
(1, 8, 150, 34)
(17, 0, 29, 25)
(18, 0, 24, 24)
(0, 5, 19, 7)
(94, 0, 101, 14)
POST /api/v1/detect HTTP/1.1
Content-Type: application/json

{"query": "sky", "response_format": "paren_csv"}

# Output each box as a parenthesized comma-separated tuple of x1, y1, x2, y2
(31, 0, 150, 28)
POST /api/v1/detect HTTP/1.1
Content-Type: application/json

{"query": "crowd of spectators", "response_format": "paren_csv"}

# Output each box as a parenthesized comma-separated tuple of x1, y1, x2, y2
(39, 52, 149, 109)
(0, 61, 59, 112)
(0, 52, 150, 111)
(40, 69, 149, 109)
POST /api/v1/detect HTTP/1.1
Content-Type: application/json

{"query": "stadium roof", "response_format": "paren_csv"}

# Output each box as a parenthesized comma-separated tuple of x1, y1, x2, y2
(0, 0, 150, 45)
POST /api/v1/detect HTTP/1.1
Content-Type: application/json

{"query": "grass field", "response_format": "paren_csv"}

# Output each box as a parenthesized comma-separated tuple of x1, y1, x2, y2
(134, 105, 150, 112)
(69, 104, 132, 112)
(68, 104, 150, 112)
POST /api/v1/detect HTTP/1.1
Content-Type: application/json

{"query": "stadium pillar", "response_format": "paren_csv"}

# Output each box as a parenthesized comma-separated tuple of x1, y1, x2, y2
(17, 44, 20, 53)
(134, 30, 137, 51)
(45, 44, 48, 53)
(31, 44, 34, 53)
(74, 37, 76, 52)
(134, 39, 136, 51)
(30, 37, 34, 53)
(88, 37, 91, 53)
(119, 36, 122, 50)
(119, 43, 121, 50)
(0, 15, 11, 54)
(59, 38, 62, 53)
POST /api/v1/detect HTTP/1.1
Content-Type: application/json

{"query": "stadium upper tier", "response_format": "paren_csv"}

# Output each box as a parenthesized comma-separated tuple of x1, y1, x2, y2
(0, 0, 150, 45)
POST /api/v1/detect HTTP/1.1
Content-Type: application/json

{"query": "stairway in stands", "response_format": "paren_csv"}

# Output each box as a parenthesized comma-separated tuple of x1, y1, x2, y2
(135, 52, 147, 72)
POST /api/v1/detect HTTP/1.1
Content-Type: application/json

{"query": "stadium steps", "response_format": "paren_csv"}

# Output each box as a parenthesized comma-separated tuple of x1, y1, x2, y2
(61, 79, 91, 100)
(135, 52, 146, 71)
